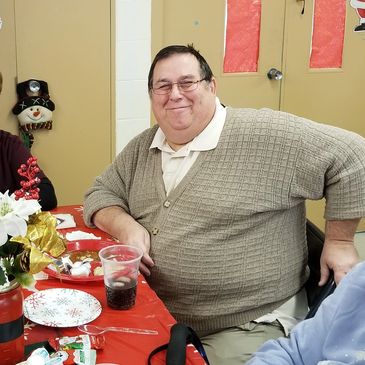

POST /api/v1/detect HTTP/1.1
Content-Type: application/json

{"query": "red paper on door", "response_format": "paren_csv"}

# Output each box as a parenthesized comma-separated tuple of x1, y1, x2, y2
(224, 0, 261, 73)
(310, 0, 346, 68)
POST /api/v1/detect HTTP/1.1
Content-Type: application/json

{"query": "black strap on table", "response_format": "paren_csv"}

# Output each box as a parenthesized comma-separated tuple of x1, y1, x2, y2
(147, 323, 210, 365)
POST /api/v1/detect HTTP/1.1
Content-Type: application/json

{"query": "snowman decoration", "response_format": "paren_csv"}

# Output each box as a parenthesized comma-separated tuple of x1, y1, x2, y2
(350, 0, 365, 32)
(12, 79, 55, 149)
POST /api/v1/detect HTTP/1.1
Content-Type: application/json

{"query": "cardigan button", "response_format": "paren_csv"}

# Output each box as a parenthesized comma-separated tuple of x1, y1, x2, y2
(152, 227, 159, 235)
(163, 200, 171, 208)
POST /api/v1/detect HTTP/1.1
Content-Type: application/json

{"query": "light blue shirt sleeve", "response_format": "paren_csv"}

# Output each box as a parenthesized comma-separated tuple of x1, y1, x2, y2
(246, 262, 365, 365)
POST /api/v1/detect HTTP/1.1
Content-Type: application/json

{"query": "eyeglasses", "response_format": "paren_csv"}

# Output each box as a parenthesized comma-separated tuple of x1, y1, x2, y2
(151, 78, 207, 95)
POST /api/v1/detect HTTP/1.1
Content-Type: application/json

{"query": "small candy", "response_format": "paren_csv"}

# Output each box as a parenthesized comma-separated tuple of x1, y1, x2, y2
(45, 358, 63, 365)
(26, 348, 50, 365)
(49, 334, 105, 352)
(48, 335, 104, 365)
(26, 354, 46, 365)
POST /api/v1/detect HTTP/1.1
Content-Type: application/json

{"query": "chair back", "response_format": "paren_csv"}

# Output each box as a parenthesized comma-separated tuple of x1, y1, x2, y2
(305, 220, 336, 319)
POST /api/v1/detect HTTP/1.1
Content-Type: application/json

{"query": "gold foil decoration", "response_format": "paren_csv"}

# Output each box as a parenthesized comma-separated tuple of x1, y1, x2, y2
(10, 212, 67, 274)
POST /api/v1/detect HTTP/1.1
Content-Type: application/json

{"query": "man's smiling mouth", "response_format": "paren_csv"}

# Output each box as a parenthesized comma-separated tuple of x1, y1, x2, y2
(167, 106, 190, 111)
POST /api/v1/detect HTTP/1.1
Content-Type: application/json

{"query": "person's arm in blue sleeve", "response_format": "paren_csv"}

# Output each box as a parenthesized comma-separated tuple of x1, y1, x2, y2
(246, 261, 365, 365)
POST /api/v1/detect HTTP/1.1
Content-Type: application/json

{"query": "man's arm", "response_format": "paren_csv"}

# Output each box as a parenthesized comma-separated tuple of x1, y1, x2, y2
(319, 218, 360, 285)
(93, 206, 154, 276)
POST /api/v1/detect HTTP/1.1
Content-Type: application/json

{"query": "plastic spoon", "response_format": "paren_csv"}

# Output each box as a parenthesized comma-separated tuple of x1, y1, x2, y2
(78, 324, 158, 336)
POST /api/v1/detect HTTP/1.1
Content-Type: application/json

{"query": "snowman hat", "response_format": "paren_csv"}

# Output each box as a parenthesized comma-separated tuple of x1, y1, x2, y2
(12, 79, 55, 115)
(12, 97, 55, 115)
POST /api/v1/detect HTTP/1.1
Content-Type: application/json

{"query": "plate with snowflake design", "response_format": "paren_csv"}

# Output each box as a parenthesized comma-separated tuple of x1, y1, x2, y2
(24, 288, 101, 327)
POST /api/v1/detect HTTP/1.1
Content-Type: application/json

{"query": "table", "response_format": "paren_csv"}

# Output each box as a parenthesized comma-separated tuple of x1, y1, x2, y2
(23, 205, 206, 365)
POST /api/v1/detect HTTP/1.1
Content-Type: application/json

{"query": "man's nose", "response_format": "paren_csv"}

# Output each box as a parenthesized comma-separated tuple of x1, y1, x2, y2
(169, 83, 183, 98)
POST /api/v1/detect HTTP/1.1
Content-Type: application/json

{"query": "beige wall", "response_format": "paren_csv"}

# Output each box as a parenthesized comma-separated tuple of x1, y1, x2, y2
(0, 1, 17, 131)
(0, 0, 113, 205)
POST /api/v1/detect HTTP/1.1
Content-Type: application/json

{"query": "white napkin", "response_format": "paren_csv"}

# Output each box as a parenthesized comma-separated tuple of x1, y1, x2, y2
(65, 230, 101, 241)
(33, 271, 49, 281)
(54, 213, 76, 229)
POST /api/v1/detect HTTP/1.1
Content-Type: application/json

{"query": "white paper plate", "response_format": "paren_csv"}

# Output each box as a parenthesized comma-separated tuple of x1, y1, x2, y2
(24, 288, 102, 327)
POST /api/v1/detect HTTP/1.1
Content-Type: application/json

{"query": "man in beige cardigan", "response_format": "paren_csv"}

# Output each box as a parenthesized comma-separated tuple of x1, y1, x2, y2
(84, 44, 365, 364)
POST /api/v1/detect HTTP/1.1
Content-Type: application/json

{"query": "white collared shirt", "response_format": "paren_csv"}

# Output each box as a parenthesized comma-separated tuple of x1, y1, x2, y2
(150, 97, 226, 195)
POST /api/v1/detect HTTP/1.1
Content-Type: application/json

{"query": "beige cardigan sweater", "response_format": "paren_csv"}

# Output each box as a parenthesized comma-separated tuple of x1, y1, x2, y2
(84, 108, 365, 335)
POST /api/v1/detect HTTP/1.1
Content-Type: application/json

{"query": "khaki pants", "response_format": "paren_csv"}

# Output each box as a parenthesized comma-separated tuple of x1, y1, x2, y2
(200, 321, 285, 365)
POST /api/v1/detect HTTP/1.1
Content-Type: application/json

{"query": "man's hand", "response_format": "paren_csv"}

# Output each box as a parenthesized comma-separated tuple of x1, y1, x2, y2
(319, 239, 359, 285)
(116, 218, 154, 276)
(93, 206, 154, 276)
(319, 219, 360, 285)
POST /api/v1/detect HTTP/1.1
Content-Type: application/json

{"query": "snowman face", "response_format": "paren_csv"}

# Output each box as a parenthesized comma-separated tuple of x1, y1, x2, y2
(17, 105, 53, 126)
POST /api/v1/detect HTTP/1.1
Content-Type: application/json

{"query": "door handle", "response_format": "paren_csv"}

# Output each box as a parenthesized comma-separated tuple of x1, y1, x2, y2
(267, 68, 283, 81)
(297, 0, 306, 14)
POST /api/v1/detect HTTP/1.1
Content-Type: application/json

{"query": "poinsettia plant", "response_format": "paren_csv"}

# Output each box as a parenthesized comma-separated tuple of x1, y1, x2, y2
(0, 157, 66, 288)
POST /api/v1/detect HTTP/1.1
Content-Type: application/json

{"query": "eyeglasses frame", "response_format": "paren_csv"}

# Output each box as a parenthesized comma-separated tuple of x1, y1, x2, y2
(151, 78, 208, 95)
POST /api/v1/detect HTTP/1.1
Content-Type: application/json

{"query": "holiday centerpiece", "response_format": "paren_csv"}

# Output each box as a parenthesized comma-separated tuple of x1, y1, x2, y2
(0, 156, 66, 288)
(0, 156, 66, 364)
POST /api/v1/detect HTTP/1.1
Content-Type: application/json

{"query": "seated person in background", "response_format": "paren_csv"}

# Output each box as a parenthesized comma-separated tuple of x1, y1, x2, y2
(0, 129, 57, 211)
(246, 260, 365, 365)
(83, 44, 365, 364)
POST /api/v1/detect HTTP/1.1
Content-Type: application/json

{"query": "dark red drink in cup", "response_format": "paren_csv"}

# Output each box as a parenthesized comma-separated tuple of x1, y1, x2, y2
(99, 244, 143, 310)
(106, 278, 137, 309)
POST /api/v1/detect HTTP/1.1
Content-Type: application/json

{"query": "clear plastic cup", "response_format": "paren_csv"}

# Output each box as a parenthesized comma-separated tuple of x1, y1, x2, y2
(98, 244, 143, 310)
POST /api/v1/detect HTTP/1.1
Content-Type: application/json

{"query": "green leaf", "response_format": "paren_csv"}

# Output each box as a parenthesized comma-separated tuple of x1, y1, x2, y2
(0, 267, 6, 286)
(13, 272, 35, 289)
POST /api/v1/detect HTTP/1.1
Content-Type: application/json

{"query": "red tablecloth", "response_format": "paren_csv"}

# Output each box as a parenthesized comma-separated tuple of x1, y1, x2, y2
(23, 205, 206, 365)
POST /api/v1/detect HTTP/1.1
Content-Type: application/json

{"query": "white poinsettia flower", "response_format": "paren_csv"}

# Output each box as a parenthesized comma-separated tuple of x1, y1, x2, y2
(0, 190, 41, 246)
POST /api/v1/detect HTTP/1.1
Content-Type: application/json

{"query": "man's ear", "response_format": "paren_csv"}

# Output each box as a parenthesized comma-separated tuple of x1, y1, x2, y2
(209, 77, 217, 94)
